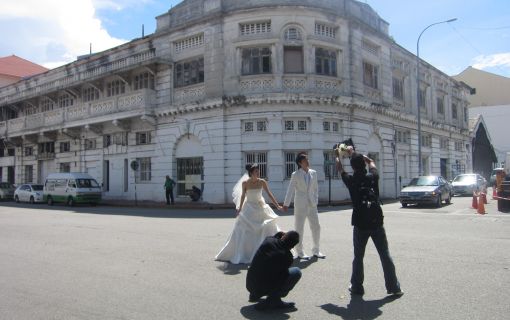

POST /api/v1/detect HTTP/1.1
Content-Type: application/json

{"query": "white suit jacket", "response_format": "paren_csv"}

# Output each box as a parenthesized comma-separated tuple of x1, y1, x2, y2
(284, 168, 319, 208)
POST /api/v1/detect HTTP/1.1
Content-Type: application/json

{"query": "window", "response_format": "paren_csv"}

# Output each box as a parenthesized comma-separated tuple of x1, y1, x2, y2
(256, 121, 266, 132)
(396, 130, 410, 144)
(421, 134, 432, 147)
(83, 87, 99, 102)
(134, 72, 154, 90)
(315, 48, 337, 77)
(25, 165, 33, 182)
(174, 57, 204, 88)
(464, 107, 468, 123)
(392, 77, 404, 101)
(60, 141, 71, 153)
(418, 88, 426, 109)
(240, 21, 271, 36)
(38, 142, 55, 154)
(285, 120, 294, 131)
(176, 157, 203, 196)
(284, 46, 303, 73)
(40, 97, 54, 112)
(136, 131, 152, 145)
(284, 27, 302, 41)
(242, 47, 271, 75)
(455, 141, 463, 151)
(324, 151, 339, 179)
(24, 147, 33, 156)
(85, 139, 96, 150)
(58, 93, 74, 108)
(245, 152, 267, 179)
(285, 152, 300, 179)
(7, 148, 15, 156)
(362, 39, 379, 55)
(243, 120, 267, 133)
(315, 23, 336, 38)
(437, 97, 444, 114)
(138, 157, 151, 182)
(60, 162, 71, 173)
(323, 121, 330, 132)
(440, 138, 449, 150)
(103, 132, 128, 147)
(363, 61, 378, 89)
(174, 34, 204, 53)
(332, 122, 339, 132)
(452, 103, 458, 119)
(284, 119, 308, 131)
(106, 80, 126, 97)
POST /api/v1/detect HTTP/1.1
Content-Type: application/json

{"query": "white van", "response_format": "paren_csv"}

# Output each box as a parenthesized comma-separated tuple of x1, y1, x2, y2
(44, 173, 102, 206)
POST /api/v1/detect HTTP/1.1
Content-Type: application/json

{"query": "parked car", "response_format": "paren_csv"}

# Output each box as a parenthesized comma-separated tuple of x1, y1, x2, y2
(490, 168, 505, 187)
(400, 175, 452, 208)
(43, 172, 102, 206)
(14, 184, 44, 204)
(451, 173, 487, 196)
(0, 182, 15, 200)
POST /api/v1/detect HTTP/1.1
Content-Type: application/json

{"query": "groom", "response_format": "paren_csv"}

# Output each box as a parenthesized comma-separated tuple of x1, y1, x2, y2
(283, 152, 325, 259)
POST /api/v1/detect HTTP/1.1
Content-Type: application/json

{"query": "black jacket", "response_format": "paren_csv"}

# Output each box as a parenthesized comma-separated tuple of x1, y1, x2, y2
(246, 236, 293, 296)
(341, 167, 384, 229)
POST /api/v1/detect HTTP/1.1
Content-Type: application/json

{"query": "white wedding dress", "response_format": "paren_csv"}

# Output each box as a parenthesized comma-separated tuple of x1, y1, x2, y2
(215, 188, 280, 264)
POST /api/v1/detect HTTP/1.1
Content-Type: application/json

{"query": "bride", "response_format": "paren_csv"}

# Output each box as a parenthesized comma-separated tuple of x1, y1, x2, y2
(215, 163, 282, 264)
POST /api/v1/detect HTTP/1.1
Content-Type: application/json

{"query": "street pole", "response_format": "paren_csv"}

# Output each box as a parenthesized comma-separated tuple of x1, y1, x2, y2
(416, 18, 457, 175)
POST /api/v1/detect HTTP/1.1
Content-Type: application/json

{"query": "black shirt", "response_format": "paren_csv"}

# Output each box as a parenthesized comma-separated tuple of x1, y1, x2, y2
(341, 167, 384, 229)
(246, 236, 293, 295)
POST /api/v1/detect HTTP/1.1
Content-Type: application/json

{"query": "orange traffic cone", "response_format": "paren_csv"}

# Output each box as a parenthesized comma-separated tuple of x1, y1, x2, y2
(472, 191, 478, 209)
(481, 192, 487, 204)
(492, 187, 497, 200)
(477, 194, 486, 214)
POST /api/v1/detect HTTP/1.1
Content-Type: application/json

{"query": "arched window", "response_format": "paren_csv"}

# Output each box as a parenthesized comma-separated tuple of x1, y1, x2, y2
(284, 27, 302, 41)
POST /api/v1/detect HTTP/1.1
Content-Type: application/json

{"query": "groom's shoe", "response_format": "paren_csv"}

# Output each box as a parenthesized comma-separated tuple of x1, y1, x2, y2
(313, 252, 326, 259)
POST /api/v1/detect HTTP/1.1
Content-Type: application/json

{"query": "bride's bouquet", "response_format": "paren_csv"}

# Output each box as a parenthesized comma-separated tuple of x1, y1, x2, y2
(333, 138, 355, 159)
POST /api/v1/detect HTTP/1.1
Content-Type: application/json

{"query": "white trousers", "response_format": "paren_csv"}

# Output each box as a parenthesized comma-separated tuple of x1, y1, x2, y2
(294, 204, 321, 255)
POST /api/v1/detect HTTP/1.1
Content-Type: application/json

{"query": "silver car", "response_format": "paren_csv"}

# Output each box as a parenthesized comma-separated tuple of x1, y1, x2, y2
(14, 184, 44, 203)
(451, 174, 487, 196)
(0, 182, 15, 200)
(400, 176, 452, 208)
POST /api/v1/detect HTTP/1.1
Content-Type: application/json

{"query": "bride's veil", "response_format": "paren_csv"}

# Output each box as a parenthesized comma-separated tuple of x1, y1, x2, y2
(232, 173, 249, 209)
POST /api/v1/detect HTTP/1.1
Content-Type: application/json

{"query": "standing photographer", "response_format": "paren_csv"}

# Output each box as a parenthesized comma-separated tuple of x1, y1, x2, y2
(336, 152, 403, 297)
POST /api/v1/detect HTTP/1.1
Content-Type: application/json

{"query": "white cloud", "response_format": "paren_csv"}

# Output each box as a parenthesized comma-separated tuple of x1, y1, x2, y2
(472, 53, 510, 71)
(0, 0, 127, 69)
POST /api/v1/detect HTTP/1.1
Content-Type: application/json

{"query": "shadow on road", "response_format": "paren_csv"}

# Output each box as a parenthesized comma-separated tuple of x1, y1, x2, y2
(320, 294, 402, 320)
(240, 304, 297, 319)
(216, 262, 249, 275)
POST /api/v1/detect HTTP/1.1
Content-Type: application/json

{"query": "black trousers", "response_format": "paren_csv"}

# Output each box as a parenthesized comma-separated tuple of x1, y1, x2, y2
(165, 188, 174, 204)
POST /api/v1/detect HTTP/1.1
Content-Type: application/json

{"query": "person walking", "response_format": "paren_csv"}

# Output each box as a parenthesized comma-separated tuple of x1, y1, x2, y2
(336, 152, 403, 296)
(283, 152, 325, 259)
(164, 175, 176, 205)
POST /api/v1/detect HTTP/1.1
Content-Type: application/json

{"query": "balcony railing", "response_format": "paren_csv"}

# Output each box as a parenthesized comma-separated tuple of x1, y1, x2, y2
(1, 89, 155, 137)
(239, 74, 343, 94)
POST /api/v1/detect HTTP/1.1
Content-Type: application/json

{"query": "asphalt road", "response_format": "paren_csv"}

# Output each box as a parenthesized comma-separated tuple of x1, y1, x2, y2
(0, 193, 509, 320)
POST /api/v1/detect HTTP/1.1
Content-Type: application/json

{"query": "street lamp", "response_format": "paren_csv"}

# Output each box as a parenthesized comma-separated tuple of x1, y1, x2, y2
(416, 18, 457, 175)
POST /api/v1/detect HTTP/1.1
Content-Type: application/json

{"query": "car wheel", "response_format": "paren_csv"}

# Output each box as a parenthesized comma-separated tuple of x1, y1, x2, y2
(67, 197, 74, 207)
(47, 196, 53, 206)
(30, 196, 35, 204)
(436, 195, 442, 208)
(15, 195, 19, 203)
(401, 203, 408, 208)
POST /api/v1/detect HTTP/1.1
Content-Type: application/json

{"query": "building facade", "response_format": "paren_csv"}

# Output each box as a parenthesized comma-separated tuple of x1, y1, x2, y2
(0, 0, 471, 203)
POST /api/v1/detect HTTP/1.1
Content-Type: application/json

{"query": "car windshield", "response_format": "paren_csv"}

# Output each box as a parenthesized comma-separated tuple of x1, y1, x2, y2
(0, 182, 12, 188)
(31, 185, 43, 191)
(453, 175, 476, 183)
(408, 177, 438, 186)
(76, 179, 100, 188)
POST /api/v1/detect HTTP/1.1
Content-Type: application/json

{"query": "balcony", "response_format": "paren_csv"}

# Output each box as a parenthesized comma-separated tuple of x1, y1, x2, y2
(1, 89, 156, 137)
(239, 74, 343, 95)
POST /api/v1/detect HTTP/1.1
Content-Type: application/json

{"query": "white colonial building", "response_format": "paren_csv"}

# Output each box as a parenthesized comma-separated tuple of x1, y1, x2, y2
(0, 0, 471, 204)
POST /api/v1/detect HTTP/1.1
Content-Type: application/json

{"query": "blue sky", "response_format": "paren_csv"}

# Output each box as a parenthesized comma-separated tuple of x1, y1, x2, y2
(1, 0, 509, 77)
